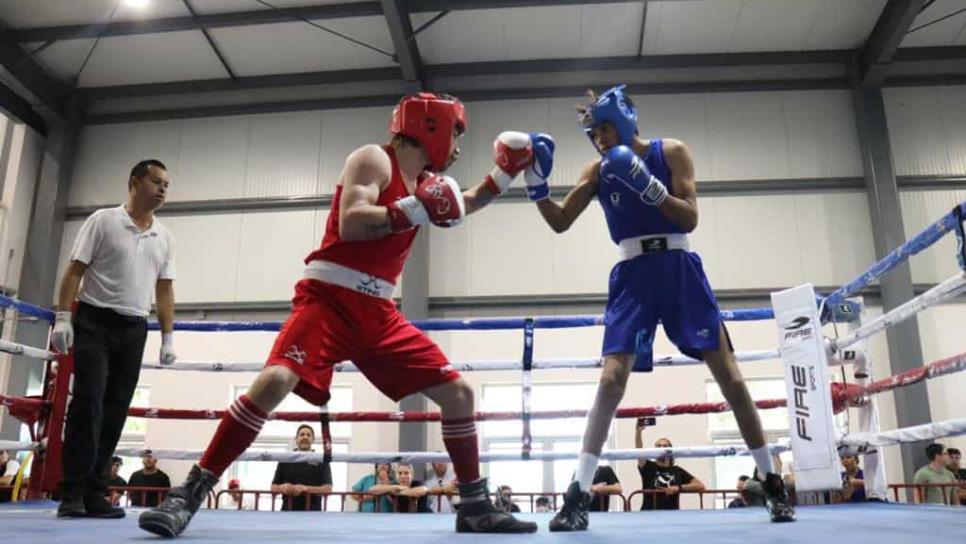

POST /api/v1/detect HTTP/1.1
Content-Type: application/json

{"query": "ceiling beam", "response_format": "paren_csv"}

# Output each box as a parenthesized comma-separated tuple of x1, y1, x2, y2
(0, 38, 72, 118)
(856, 0, 927, 87)
(381, 0, 423, 88)
(84, 78, 848, 125)
(84, 49, 853, 100)
(0, 79, 47, 133)
(407, 0, 638, 11)
(5, 2, 384, 42)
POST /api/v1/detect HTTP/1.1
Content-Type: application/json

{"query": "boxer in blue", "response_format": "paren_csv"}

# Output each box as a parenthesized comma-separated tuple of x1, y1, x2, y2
(524, 85, 795, 530)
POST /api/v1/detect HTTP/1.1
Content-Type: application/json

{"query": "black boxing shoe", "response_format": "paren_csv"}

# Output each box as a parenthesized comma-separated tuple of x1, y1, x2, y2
(548, 481, 591, 532)
(763, 472, 795, 522)
(57, 480, 86, 518)
(139, 464, 219, 538)
(83, 477, 124, 519)
(455, 478, 537, 533)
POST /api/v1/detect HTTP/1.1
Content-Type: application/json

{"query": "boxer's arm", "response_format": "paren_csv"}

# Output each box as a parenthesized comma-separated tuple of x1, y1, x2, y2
(461, 179, 499, 215)
(654, 138, 698, 232)
(535, 161, 598, 233)
(338, 145, 394, 241)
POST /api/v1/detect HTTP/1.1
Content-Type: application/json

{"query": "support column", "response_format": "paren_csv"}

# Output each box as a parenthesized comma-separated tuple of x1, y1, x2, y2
(399, 227, 429, 478)
(1, 96, 82, 440)
(851, 84, 931, 484)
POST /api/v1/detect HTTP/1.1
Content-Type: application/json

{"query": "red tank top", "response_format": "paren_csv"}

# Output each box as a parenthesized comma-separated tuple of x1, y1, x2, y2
(305, 145, 418, 283)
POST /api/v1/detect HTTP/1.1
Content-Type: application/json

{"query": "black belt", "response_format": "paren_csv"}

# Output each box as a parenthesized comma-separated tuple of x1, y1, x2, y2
(77, 301, 147, 325)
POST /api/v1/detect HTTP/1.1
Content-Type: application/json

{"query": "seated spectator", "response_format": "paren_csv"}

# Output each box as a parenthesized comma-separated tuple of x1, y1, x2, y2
(834, 455, 866, 503)
(0, 449, 21, 503)
(589, 465, 622, 512)
(946, 448, 965, 506)
(392, 462, 431, 513)
(128, 451, 171, 507)
(105, 456, 127, 506)
(351, 463, 397, 512)
(494, 485, 521, 513)
(635, 420, 705, 510)
(914, 443, 959, 505)
(728, 476, 751, 508)
(425, 461, 458, 513)
(535, 496, 553, 513)
(227, 478, 257, 510)
(270, 424, 333, 511)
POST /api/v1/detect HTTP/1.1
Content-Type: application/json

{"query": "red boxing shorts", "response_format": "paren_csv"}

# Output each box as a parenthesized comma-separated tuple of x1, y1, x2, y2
(266, 278, 459, 405)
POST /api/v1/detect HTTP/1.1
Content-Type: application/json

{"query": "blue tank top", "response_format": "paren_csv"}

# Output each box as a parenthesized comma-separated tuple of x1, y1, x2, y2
(597, 138, 681, 244)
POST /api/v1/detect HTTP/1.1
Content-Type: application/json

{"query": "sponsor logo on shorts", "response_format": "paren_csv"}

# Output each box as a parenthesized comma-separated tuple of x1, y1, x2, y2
(284, 345, 307, 365)
(610, 192, 620, 206)
(696, 328, 710, 339)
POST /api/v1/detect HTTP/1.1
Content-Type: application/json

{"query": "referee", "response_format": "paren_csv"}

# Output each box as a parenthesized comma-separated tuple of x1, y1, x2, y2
(52, 159, 177, 519)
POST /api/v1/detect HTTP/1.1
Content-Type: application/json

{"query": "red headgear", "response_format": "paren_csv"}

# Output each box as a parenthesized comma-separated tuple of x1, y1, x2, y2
(228, 478, 241, 490)
(389, 92, 467, 172)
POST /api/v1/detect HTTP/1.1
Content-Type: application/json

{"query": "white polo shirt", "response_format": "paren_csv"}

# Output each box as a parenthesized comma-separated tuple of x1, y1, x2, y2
(70, 205, 176, 317)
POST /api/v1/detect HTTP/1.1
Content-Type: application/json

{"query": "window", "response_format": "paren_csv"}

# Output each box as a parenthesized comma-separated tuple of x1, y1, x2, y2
(121, 386, 150, 438)
(229, 385, 352, 511)
(480, 382, 605, 510)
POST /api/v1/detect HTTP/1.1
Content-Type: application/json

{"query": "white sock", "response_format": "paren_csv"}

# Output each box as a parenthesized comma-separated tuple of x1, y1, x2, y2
(575, 452, 599, 492)
(750, 446, 775, 476)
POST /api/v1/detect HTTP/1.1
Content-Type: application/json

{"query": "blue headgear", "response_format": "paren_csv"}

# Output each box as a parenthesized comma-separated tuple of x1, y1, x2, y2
(578, 84, 638, 152)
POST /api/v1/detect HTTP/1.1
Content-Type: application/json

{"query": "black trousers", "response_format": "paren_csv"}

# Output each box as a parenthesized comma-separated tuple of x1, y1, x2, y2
(61, 302, 147, 494)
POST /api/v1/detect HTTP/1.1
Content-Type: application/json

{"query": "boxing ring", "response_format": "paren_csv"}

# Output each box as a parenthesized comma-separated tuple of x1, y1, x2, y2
(1, 199, 965, 542)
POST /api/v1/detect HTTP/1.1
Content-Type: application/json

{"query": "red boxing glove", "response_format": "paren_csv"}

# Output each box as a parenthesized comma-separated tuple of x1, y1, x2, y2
(387, 174, 466, 232)
(484, 131, 533, 195)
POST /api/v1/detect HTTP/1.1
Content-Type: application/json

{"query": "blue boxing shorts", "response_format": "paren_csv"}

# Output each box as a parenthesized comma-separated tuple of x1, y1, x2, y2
(601, 250, 729, 371)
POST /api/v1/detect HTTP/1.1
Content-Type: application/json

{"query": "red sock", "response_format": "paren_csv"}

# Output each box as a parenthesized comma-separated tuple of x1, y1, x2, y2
(199, 395, 267, 476)
(442, 417, 480, 483)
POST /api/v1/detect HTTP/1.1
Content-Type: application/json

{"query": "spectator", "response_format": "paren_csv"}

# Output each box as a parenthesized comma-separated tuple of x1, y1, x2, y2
(635, 420, 706, 510)
(535, 496, 553, 513)
(393, 463, 431, 513)
(493, 485, 521, 513)
(728, 476, 751, 508)
(835, 455, 866, 503)
(946, 448, 965, 506)
(588, 465, 622, 512)
(351, 463, 397, 512)
(105, 456, 127, 506)
(1, 450, 21, 503)
(425, 461, 458, 513)
(53, 159, 177, 519)
(270, 424, 333, 511)
(226, 479, 256, 510)
(128, 451, 171, 507)
(913, 443, 958, 505)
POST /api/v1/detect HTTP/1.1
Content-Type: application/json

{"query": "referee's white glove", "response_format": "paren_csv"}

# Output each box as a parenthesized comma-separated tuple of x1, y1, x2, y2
(160, 332, 177, 365)
(51, 311, 73, 354)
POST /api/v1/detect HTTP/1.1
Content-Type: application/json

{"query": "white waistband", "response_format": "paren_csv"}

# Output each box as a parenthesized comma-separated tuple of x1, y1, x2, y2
(617, 233, 690, 261)
(303, 260, 395, 300)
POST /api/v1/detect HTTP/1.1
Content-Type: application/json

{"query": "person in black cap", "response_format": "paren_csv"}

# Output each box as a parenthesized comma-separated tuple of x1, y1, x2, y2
(105, 456, 127, 506)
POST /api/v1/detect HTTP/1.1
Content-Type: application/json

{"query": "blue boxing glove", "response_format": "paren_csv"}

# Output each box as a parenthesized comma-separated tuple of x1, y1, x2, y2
(524, 132, 555, 201)
(599, 145, 667, 206)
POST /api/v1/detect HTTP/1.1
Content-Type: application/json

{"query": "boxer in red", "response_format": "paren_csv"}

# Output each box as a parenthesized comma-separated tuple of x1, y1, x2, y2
(139, 93, 538, 536)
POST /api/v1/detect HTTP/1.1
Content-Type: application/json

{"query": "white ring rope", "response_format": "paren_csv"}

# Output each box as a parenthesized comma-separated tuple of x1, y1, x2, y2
(838, 417, 966, 449)
(0, 339, 55, 361)
(140, 350, 784, 373)
(115, 444, 791, 464)
(832, 272, 966, 352)
(0, 440, 38, 452)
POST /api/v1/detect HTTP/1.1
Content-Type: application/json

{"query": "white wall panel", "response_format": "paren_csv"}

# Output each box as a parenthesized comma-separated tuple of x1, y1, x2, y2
(160, 215, 242, 303)
(633, 94, 714, 179)
(793, 193, 876, 286)
(428, 213, 473, 298)
(884, 87, 956, 177)
(319, 107, 392, 193)
(900, 189, 966, 285)
(730, 0, 819, 52)
(546, 97, 598, 187)
(244, 112, 322, 198)
(937, 86, 966, 174)
(917, 304, 966, 430)
(175, 116, 250, 201)
(235, 211, 317, 301)
(646, 0, 743, 54)
(705, 93, 791, 181)
(468, 203, 556, 296)
(70, 121, 183, 207)
(781, 90, 863, 178)
(550, 203, 615, 295)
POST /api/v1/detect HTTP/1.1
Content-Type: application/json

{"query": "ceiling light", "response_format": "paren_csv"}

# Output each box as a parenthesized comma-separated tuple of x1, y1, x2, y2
(123, 0, 150, 8)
